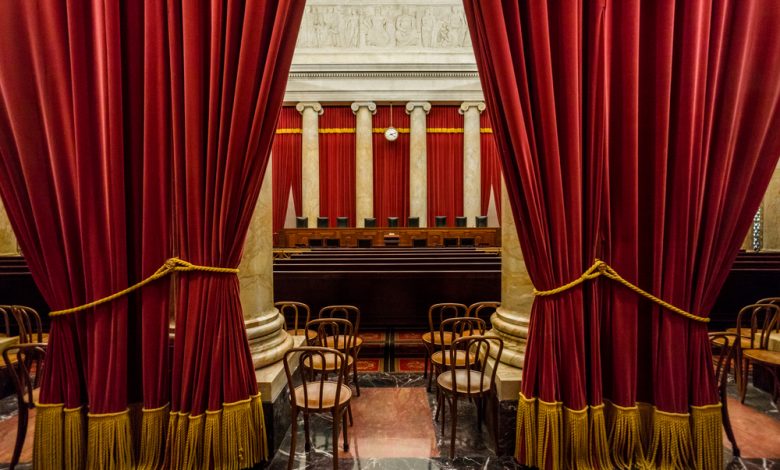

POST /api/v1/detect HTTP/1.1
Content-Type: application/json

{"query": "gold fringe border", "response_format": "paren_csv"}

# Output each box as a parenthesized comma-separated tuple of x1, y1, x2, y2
(33, 404, 85, 469)
(86, 409, 134, 468)
(137, 403, 170, 469)
(517, 395, 722, 470)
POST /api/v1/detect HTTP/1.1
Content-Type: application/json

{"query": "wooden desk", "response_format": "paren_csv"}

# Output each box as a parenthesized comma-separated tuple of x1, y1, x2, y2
(276, 227, 500, 248)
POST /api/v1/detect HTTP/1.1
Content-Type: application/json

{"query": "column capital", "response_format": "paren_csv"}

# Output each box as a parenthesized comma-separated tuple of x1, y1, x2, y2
(350, 101, 377, 115)
(459, 101, 486, 115)
(405, 101, 431, 115)
(295, 102, 323, 115)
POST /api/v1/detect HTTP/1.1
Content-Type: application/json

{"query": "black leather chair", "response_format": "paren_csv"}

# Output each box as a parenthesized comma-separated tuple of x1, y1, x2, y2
(364, 218, 377, 228)
(336, 217, 349, 228)
(317, 217, 329, 228)
(455, 216, 467, 228)
(435, 216, 447, 227)
(408, 217, 420, 227)
(387, 217, 399, 228)
(296, 216, 309, 228)
(475, 216, 488, 228)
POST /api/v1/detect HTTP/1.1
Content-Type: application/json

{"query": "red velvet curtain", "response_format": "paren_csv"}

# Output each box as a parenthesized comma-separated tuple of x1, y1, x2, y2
(273, 107, 302, 233)
(464, 1, 780, 469)
(373, 105, 410, 225)
(426, 106, 464, 227)
(319, 107, 356, 227)
(480, 112, 501, 219)
(0, 1, 303, 468)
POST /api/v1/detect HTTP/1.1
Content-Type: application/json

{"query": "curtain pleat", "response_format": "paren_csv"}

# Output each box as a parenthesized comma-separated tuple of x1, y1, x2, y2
(426, 106, 464, 227)
(272, 107, 302, 233)
(319, 107, 357, 227)
(373, 105, 410, 225)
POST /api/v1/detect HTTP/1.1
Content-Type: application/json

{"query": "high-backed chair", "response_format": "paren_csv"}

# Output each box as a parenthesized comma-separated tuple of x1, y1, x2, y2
(466, 301, 500, 331)
(408, 217, 420, 227)
(455, 216, 467, 227)
(296, 216, 309, 228)
(709, 333, 740, 458)
(431, 317, 486, 407)
(319, 305, 362, 396)
(2, 343, 46, 470)
(275, 301, 317, 344)
(317, 217, 329, 228)
(387, 217, 399, 228)
(435, 216, 447, 227)
(422, 303, 468, 391)
(475, 215, 488, 228)
(364, 218, 377, 228)
(336, 217, 349, 228)
(436, 335, 503, 458)
(283, 346, 352, 470)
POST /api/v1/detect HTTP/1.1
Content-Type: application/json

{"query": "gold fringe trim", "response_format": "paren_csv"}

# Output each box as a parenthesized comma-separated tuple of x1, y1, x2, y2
(691, 404, 722, 470)
(137, 404, 170, 470)
(647, 408, 694, 469)
(33, 403, 64, 469)
(165, 393, 266, 470)
(86, 409, 134, 469)
(589, 404, 612, 469)
(563, 407, 591, 469)
(517, 393, 537, 466)
(606, 402, 650, 470)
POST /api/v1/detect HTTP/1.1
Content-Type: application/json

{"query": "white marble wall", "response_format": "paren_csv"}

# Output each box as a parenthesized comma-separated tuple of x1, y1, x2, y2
(0, 200, 18, 254)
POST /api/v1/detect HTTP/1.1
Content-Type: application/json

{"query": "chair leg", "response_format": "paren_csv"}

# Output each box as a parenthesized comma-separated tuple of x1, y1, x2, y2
(288, 410, 298, 470)
(332, 410, 340, 470)
(450, 396, 458, 459)
(721, 389, 740, 458)
(348, 402, 354, 426)
(435, 388, 442, 422)
(342, 408, 349, 451)
(352, 357, 361, 397)
(303, 411, 311, 451)
(740, 359, 750, 404)
(11, 407, 27, 470)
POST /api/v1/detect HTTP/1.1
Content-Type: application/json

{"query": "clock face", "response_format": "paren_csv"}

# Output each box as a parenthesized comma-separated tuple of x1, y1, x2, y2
(384, 127, 399, 141)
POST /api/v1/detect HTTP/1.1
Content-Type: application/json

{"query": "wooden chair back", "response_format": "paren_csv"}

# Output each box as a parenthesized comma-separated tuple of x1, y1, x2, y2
(0, 305, 43, 343)
(466, 301, 500, 329)
(708, 332, 740, 457)
(757, 297, 780, 332)
(283, 346, 348, 412)
(448, 335, 503, 396)
(306, 318, 356, 356)
(428, 303, 468, 337)
(3, 343, 46, 410)
(735, 303, 779, 350)
(318, 305, 361, 336)
(275, 301, 311, 336)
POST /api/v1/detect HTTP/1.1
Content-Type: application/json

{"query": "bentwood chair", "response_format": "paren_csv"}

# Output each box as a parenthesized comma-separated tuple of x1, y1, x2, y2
(2, 343, 46, 470)
(0, 305, 44, 344)
(466, 301, 500, 331)
(709, 333, 741, 457)
(728, 304, 780, 402)
(283, 346, 352, 470)
(757, 297, 780, 332)
(431, 317, 485, 414)
(318, 305, 362, 396)
(739, 311, 780, 404)
(422, 303, 468, 391)
(276, 301, 317, 344)
(436, 335, 503, 458)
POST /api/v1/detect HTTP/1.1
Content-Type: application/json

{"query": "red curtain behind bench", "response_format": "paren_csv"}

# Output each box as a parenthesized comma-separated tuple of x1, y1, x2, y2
(480, 112, 501, 219)
(427, 106, 463, 227)
(273, 107, 302, 233)
(319, 107, 356, 227)
(373, 105, 410, 225)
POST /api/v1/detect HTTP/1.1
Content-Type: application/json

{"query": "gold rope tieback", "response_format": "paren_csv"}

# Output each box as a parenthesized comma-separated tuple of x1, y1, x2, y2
(533, 259, 709, 323)
(49, 258, 238, 317)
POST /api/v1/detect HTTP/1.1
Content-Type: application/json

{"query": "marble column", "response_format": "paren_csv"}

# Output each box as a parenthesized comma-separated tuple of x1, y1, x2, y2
(460, 102, 486, 226)
(239, 158, 293, 368)
(490, 181, 534, 367)
(297, 102, 323, 228)
(762, 162, 780, 250)
(351, 102, 377, 227)
(0, 199, 18, 254)
(406, 102, 431, 227)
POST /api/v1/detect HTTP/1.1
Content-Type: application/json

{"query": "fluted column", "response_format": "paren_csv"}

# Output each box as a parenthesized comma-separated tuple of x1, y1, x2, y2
(351, 102, 377, 227)
(240, 157, 293, 368)
(460, 102, 486, 226)
(0, 199, 18, 254)
(490, 180, 533, 367)
(296, 102, 323, 228)
(406, 102, 431, 227)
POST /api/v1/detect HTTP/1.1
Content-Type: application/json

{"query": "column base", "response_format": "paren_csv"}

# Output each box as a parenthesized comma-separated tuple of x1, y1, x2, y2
(246, 308, 295, 368)
(489, 307, 529, 367)
(256, 335, 305, 456)
(485, 354, 521, 456)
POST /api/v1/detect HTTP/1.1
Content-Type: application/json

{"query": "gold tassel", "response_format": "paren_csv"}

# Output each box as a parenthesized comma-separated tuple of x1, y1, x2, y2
(589, 404, 612, 469)
(606, 402, 650, 470)
(647, 408, 693, 470)
(64, 406, 85, 469)
(33, 403, 64, 469)
(86, 409, 134, 469)
(516, 393, 537, 466)
(204, 409, 221, 467)
(166, 412, 188, 469)
(563, 406, 591, 469)
(637, 402, 654, 450)
(184, 414, 205, 468)
(250, 393, 268, 461)
(537, 398, 563, 470)
(137, 404, 170, 470)
(691, 404, 722, 470)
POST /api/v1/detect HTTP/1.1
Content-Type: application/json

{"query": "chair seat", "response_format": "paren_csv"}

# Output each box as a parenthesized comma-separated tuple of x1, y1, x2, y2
(293, 382, 352, 409)
(323, 334, 363, 349)
(287, 328, 317, 341)
(431, 350, 476, 367)
(302, 352, 354, 371)
(422, 331, 454, 346)
(711, 335, 754, 349)
(743, 349, 780, 366)
(437, 369, 492, 394)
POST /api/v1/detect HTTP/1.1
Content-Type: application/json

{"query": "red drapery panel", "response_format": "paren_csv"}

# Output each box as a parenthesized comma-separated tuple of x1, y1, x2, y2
(319, 107, 356, 226)
(426, 106, 463, 227)
(272, 107, 302, 233)
(464, 1, 780, 469)
(480, 112, 501, 219)
(0, 2, 303, 468)
(373, 105, 410, 225)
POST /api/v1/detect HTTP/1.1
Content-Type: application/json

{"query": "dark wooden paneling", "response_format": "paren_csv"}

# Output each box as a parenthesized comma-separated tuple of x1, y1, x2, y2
(0, 256, 50, 331)
(277, 228, 500, 248)
(709, 252, 780, 330)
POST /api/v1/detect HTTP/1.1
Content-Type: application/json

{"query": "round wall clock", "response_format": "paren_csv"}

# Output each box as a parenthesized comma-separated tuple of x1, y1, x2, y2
(384, 126, 399, 141)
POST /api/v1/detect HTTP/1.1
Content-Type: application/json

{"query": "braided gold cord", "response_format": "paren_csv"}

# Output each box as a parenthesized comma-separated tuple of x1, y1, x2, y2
(49, 257, 238, 317)
(533, 259, 709, 323)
